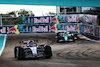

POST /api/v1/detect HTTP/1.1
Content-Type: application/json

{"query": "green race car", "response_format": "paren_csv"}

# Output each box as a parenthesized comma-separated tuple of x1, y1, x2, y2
(56, 31, 75, 43)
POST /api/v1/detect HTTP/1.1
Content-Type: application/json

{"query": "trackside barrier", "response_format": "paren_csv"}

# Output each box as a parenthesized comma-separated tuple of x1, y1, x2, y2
(79, 24, 100, 37)
(23, 16, 55, 24)
(80, 24, 94, 35)
(0, 25, 57, 34)
(57, 23, 78, 33)
(56, 23, 100, 38)
(0, 34, 7, 56)
(0, 14, 99, 38)
(23, 15, 97, 25)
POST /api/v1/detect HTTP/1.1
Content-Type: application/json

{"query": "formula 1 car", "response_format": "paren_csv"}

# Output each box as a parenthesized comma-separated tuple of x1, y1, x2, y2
(56, 31, 75, 43)
(14, 40, 52, 60)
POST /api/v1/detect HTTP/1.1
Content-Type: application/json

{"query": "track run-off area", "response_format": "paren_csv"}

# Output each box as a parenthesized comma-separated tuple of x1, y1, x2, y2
(1, 33, 100, 67)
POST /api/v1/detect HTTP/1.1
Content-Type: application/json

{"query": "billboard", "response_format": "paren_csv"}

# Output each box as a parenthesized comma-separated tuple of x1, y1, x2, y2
(0, 14, 99, 38)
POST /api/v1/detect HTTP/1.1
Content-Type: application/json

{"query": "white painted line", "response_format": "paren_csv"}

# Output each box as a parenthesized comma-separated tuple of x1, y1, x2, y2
(0, 34, 7, 56)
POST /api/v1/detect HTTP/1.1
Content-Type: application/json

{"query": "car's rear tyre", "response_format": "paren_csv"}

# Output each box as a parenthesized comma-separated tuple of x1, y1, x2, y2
(72, 37, 75, 42)
(57, 39, 60, 43)
(57, 36, 60, 43)
(44, 46, 52, 59)
(56, 33, 60, 43)
(15, 47, 25, 60)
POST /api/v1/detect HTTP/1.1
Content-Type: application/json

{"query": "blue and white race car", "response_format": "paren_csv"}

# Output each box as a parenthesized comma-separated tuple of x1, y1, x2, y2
(14, 40, 52, 60)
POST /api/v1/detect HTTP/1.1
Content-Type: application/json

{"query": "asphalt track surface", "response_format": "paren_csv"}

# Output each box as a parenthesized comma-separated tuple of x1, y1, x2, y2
(1, 33, 100, 67)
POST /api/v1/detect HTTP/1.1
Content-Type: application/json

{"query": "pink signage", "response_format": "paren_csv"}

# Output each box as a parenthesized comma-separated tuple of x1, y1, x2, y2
(0, 27, 6, 33)
(32, 26, 48, 32)
(67, 16, 77, 22)
(34, 17, 49, 23)
(67, 25, 76, 31)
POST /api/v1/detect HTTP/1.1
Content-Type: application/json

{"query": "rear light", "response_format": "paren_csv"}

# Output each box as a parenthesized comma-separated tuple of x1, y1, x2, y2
(75, 37, 77, 39)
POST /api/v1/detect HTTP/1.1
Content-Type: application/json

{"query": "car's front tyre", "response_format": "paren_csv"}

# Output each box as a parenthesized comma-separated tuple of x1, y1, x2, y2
(44, 46, 52, 59)
(14, 47, 25, 60)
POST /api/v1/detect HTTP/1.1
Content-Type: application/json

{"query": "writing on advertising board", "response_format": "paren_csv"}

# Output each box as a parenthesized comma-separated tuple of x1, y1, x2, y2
(84, 26, 91, 33)
(34, 17, 49, 23)
(84, 26, 93, 34)
(22, 25, 49, 33)
(0, 27, 6, 33)
(67, 25, 76, 31)
(83, 15, 97, 24)
(32, 26, 48, 32)
(0, 24, 99, 38)
(85, 15, 93, 23)
(23, 15, 97, 25)
(0, 15, 99, 37)
(67, 15, 77, 22)
(56, 24, 78, 32)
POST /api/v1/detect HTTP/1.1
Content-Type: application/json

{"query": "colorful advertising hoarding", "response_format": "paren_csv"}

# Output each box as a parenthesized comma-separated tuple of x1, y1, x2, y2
(23, 14, 97, 25)
(0, 14, 99, 38)
(0, 24, 100, 37)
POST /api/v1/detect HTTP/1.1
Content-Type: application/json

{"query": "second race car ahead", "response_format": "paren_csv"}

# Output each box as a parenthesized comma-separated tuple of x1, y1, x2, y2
(56, 31, 75, 43)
